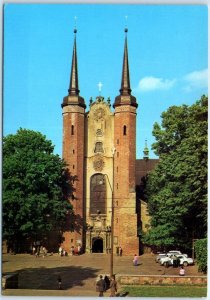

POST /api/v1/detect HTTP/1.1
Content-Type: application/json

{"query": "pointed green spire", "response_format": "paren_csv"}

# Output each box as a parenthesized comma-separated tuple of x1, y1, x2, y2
(68, 29, 79, 96)
(62, 28, 86, 109)
(114, 28, 137, 108)
(120, 28, 131, 96)
(143, 140, 149, 160)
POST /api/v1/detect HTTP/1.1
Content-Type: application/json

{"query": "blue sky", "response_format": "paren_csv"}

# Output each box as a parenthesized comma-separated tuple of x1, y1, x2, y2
(4, 4, 208, 158)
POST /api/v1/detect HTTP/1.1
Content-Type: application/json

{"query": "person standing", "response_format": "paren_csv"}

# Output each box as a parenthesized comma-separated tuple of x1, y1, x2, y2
(116, 246, 119, 256)
(96, 275, 105, 297)
(119, 247, 122, 256)
(59, 246, 63, 256)
(57, 275, 62, 289)
(78, 244, 81, 255)
(70, 245, 74, 255)
(110, 275, 117, 297)
(179, 266, 185, 276)
(133, 254, 138, 266)
(32, 245, 36, 255)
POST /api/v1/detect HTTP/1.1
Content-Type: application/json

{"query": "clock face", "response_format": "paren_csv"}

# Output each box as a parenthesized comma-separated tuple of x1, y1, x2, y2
(94, 108, 105, 121)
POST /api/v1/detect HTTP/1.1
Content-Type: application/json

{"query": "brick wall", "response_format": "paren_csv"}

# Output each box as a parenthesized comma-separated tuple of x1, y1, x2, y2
(62, 105, 85, 252)
(114, 105, 139, 255)
(117, 275, 207, 285)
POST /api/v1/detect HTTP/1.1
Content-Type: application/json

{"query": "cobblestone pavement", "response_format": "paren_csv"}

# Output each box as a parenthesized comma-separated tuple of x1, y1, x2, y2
(2, 253, 203, 297)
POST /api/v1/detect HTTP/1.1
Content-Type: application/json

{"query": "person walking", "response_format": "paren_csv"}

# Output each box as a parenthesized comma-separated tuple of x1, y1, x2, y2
(96, 275, 106, 297)
(109, 275, 117, 297)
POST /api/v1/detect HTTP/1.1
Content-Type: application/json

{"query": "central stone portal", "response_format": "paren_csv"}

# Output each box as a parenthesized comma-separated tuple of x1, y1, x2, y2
(92, 237, 103, 253)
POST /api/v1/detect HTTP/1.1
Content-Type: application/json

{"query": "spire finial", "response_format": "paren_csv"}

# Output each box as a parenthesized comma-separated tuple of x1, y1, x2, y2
(68, 23, 79, 96)
(119, 26, 131, 96)
(113, 25, 138, 109)
(97, 82, 103, 95)
(143, 139, 149, 160)
(125, 16, 128, 33)
(74, 16, 77, 34)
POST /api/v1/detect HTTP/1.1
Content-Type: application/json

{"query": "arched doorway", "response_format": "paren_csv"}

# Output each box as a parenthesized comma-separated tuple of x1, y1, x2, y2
(92, 237, 103, 253)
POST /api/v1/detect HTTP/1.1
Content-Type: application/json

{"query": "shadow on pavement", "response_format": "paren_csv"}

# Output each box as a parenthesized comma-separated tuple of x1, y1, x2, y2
(5, 265, 100, 290)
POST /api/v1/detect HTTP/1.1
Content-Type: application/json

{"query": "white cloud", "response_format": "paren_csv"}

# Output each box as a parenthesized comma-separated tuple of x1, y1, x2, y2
(134, 76, 176, 92)
(183, 69, 208, 92)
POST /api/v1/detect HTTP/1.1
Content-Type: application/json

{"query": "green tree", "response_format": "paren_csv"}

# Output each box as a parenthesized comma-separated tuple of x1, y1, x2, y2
(194, 238, 207, 273)
(3, 128, 74, 252)
(143, 95, 207, 252)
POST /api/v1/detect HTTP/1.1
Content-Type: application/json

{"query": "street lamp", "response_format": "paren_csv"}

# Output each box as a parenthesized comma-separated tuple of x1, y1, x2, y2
(101, 173, 114, 277)
(103, 147, 115, 277)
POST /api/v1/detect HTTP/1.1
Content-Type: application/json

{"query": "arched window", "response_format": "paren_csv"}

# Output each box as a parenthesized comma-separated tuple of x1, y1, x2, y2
(71, 125, 74, 135)
(90, 174, 106, 215)
(123, 125, 127, 136)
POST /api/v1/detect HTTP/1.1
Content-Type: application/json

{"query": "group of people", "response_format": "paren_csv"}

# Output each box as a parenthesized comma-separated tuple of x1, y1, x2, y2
(133, 253, 186, 276)
(32, 242, 48, 258)
(116, 246, 123, 256)
(96, 274, 117, 297)
(70, 245, 82, 255)
(58, 245, 82, 256)
(171, 255, 180, 268)
(58, 246, 68, 256)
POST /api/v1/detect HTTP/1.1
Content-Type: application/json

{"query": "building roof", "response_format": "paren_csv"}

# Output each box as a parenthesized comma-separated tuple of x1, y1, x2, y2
(136, 159, 159, 185)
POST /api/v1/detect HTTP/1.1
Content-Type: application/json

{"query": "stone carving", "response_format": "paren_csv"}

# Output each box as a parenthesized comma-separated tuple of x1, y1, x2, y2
(93, 108, 105, 121)
(93, 156, 105, 171)
(96, 129, 103, 137)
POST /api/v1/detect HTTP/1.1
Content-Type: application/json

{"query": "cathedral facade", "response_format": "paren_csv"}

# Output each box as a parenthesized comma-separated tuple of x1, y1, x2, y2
(61, 28, 156, 255)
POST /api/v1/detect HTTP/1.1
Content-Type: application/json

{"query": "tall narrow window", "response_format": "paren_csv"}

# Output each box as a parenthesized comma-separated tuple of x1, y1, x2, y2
(123, 125, 127, 135)
(90, 174, 106, 215)
(71, 125, 74, 135)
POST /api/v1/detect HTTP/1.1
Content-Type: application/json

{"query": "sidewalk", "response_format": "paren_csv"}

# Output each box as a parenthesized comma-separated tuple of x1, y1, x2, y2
(2, 253, 202, 296)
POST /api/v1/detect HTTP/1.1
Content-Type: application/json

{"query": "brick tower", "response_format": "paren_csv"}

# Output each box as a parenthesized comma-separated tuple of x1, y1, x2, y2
(61, 29, 86, 252)
(113, 28, 139, 255)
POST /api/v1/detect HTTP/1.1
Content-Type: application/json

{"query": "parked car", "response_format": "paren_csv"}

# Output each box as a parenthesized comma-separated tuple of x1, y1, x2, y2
(167, 250, 183, 256)
(177, 255, 194, 266)
(160, 254, 194, 267)
(159, 255, 173, 266)
(155, 253, 167, 263)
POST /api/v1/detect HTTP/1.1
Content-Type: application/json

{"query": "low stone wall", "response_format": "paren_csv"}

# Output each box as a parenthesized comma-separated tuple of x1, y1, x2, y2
(2, 273, 19, 289)
(117, 275, 207, 286)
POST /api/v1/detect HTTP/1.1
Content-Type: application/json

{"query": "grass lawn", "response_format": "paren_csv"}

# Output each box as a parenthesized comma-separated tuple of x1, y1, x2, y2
(121, 285, 207, 297)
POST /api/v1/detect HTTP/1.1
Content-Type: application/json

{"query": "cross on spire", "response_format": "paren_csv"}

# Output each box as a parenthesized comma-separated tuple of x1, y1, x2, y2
(74, 16, 77, 31)
(125, 15, 128, 28)
(97, 82, 103, 95)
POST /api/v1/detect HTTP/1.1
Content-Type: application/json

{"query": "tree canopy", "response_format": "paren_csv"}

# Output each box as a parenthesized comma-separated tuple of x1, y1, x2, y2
(3, 128, 74, 252)
(143, 95, 207, 252)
